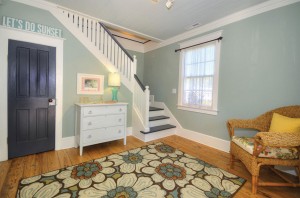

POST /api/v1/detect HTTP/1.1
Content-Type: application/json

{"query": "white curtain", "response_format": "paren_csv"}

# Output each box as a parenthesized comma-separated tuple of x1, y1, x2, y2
(182, 43, 216, 108)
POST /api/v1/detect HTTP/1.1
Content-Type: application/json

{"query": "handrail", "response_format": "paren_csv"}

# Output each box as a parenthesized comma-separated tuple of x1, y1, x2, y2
(134, 74, 146, 91)
(99, 22, 133, 61)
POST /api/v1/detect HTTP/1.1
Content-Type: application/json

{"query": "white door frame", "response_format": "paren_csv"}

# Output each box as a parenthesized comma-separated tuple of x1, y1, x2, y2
(0, 26, 64, 161)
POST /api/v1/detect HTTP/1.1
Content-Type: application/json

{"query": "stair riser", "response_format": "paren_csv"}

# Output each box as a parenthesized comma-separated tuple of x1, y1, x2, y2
(149, 110, 165, 117)
(143, 128, 176, 142)
(149, 119, 170, 127)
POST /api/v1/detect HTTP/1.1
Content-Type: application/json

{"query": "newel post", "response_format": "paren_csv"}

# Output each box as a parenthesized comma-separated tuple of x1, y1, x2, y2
(144, 86, 150, 132)
(131, 55, 137, 88)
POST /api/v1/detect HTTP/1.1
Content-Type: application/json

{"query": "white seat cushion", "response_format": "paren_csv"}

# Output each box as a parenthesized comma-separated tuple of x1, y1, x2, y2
(232, 136, 298, 159)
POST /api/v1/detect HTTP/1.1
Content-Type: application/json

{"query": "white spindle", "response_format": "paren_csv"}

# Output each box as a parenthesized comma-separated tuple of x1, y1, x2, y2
(118, 47, 121, 70)
(100, 26, 104, 52)
(121, 52, 124, 74)
(104, 32, 108, 57)
(95, 21, 98, 46)
(107, 36, 111, 61)
(82, 17, 86, 36)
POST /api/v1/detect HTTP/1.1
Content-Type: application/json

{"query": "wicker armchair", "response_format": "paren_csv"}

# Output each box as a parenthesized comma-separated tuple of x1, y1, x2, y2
(227, 105, 300, 194)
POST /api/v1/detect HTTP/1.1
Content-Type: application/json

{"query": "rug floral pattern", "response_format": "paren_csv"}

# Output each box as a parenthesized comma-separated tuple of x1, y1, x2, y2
(17, 142, 246, 198)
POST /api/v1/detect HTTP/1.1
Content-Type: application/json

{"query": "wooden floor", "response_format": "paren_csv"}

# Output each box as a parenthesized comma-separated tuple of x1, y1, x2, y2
(0, 135, 299, 198)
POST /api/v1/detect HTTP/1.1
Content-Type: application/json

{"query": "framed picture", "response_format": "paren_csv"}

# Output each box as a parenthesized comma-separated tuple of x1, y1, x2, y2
(77, 73, 104, 95)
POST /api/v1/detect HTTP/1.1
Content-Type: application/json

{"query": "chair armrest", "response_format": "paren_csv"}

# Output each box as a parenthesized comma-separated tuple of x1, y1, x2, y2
(254, 132, 300, 147)
(227, 119, 260, 138)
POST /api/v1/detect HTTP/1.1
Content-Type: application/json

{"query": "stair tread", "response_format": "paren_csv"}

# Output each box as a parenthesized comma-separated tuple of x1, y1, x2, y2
(140, 124, 176, 134)
(149, 116, 170, 121)
(149, 106, 164, 111)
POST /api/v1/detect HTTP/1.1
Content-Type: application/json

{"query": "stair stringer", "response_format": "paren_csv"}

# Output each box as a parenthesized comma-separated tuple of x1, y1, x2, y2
(49, 9, 135, 92)
(132, 107, 147, 142)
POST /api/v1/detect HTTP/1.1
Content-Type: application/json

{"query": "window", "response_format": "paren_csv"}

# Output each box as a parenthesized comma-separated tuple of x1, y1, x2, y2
(178, 31, 222, 115)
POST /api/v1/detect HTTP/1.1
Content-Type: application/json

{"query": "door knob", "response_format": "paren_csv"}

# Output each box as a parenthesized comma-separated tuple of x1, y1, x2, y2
(49, 98, 56, 106)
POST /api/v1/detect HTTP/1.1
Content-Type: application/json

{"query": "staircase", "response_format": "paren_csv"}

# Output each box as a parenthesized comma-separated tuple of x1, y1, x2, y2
(133, 75, 177, 142)
(49, 6, 137, 91)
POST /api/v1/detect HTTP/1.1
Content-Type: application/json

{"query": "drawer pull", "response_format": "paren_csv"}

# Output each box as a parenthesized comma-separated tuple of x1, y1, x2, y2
(118, 118, 122, 122)
(88, 122, 92, 126)
(119, 108, 122, 112)
(87, 135, 92, 139)
(88, 110, 93, 114)
(118, 130, 122, 134)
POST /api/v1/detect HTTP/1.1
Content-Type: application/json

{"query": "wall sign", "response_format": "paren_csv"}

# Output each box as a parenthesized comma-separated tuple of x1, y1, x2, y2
(2, 16, 63, 38)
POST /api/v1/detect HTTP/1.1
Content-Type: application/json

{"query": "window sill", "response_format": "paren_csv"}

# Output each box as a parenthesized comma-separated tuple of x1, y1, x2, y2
(177, 105, 218, 115)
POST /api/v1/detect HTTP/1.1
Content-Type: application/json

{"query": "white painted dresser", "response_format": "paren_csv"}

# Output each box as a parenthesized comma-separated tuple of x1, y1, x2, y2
(75, 103, 127, 155)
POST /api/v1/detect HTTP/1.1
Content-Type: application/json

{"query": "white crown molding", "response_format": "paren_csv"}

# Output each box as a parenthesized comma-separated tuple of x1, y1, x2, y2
(144, 0, 300, 52)
(11, 0, 162, 42)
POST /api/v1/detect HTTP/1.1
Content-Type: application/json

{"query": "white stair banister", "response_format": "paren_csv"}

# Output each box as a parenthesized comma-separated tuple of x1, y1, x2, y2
(133, 75, 150, 132)
(144, 86, 150, 132)
(50, 6, 136, 92)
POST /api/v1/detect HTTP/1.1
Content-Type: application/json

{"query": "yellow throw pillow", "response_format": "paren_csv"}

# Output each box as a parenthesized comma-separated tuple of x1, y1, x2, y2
(269, 113, 300, 132)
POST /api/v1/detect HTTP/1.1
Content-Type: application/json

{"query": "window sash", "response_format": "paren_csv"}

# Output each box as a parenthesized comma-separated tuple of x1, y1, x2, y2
(181, 44, 216, 109)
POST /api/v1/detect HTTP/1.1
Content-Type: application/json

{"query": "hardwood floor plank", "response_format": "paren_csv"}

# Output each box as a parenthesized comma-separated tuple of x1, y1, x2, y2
(0, 160, 12, 194)
(0, 135, 299, 197)
(23, 155, 36, 178)
(57, 150, 72, 168)
(66, 148, 92, 165)
(0, 157, 26, 198)
(39, 152, 49, 174)
(47, 150, 61, 171)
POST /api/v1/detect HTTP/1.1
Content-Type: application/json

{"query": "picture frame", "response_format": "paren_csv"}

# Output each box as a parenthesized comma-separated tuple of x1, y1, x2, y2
(77, 73, 104, 95)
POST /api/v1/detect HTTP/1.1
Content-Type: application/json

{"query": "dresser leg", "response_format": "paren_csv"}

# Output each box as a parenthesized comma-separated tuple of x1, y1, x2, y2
(124, 136, 126, 145)
(80, 146, 83, 156)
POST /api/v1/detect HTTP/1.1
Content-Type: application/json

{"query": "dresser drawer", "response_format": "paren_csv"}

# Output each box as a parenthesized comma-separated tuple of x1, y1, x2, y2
(83, 106, 126, 117)
(82, 114, 124, 130)
(83, 126, 124, 144)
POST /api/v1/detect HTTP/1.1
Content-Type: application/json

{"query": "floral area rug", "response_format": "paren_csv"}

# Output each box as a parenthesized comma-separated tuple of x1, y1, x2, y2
(17, 142, 246, 198)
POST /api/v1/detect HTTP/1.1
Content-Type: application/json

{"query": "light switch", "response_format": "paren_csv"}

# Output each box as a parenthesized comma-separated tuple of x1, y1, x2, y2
(172, 89, 177, 94)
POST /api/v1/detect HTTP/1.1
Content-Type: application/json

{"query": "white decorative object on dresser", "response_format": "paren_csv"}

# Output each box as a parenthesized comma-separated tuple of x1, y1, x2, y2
(75, 103, 127, 155)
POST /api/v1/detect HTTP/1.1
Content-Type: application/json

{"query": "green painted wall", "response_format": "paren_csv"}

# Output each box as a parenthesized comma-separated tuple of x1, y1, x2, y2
(144, 3, 300, 140)
(0, 0, 136, 137)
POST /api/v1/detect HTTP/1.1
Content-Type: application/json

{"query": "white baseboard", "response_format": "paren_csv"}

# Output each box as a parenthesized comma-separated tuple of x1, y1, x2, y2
(60, 127, 133, 150)
(60, 136, 76, 150)
(176, 128, 230, 153)
(127, 127, 133, 136)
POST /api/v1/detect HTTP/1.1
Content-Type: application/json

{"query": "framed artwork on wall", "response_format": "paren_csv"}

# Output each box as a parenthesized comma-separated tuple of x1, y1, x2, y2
(77, 73, 104, 95)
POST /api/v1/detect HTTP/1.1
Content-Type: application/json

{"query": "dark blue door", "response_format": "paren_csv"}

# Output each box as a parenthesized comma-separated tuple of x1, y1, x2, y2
(8, 40, 56, 159)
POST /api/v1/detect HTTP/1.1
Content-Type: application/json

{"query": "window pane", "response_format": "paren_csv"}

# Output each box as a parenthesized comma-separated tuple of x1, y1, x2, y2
(204, 61, 214, 76)
(202, 91, 213, 106)
(203, 77, 213, 91)
(205, 45, 215, 62)
(184, 78, 202, 91)
(183, 90, 201, 106)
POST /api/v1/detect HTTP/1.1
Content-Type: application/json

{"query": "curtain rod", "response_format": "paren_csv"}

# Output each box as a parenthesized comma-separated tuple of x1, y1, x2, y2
(175, 37, 223, 53)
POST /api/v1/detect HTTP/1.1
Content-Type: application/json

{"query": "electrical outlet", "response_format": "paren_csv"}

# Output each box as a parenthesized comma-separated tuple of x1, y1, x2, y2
(172, 89, 177, 94)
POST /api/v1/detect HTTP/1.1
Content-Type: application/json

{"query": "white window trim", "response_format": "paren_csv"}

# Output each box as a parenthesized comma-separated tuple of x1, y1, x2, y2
(177, 30, 222, 115)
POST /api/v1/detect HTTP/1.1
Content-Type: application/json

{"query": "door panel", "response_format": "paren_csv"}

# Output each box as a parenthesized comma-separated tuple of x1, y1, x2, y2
(8, 40, 56, 159)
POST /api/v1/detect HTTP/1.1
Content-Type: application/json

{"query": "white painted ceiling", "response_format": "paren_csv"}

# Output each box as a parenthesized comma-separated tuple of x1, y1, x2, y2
(47, 0, 268, 41)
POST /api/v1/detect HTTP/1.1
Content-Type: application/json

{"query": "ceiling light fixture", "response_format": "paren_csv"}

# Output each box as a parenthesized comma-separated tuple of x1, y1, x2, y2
(166, 0, 174, 9)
